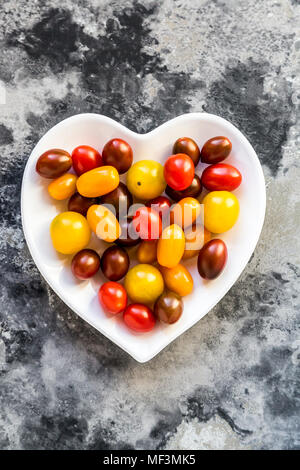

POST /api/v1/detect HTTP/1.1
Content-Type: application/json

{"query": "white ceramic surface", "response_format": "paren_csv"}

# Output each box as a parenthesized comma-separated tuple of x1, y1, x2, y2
(21, 113, 266, 362)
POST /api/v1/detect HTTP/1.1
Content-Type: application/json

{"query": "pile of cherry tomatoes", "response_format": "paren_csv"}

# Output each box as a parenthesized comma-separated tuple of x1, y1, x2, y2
(36, 135, 241, 333)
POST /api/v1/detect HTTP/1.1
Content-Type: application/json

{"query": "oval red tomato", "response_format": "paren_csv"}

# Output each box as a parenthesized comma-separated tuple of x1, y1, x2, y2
(98, 282, 127, 314)
(164, 154, 194, 191)
(132, 206, 162, 241)
(201, 163, 242, 191)
(123, 304, 156, 332)
(146, 196, 172, 218)
(72, 145, 102, 176)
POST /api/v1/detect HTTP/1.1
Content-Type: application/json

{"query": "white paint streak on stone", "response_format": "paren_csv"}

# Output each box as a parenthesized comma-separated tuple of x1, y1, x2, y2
(165, 416, 250, 450)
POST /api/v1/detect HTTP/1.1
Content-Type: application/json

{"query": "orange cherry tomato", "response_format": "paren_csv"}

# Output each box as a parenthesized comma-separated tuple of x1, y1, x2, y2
(182, 225, 211, 260)
(86, 204, 121, 242)
(170, 197, 201, 229)
(77, 166, 119, 197)
(48, 173, 77, 200)
(157, 224, 185, 268)
(160, 264, 193, 296)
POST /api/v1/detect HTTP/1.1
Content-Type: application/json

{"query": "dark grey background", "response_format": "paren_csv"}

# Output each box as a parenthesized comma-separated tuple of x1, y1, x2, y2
(0, 0, 299, 450)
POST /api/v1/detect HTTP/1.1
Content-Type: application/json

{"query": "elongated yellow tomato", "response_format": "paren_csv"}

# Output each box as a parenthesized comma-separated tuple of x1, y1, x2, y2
(77, 166, 119, 197)
(127, 160, 166, 200)
(124, 264, 164, 304)
(203, 191, 239, 233)
(50, 211, 91, 254)
(160, 264, 193, 296)
(182, 225, 211, 259)
(48, 173, 77, 200)
(170, 197, 201, 229)
(86, 204, 121, 242)
(157, 224, 185, 268)
(137, 240, 157, 264)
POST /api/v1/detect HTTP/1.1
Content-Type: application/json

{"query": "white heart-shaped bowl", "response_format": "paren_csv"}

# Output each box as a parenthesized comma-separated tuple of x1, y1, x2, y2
(21, 113, 266, 362)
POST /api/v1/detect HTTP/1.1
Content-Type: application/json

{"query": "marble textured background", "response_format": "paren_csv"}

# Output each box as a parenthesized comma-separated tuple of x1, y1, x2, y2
(0, 0, 299, 450)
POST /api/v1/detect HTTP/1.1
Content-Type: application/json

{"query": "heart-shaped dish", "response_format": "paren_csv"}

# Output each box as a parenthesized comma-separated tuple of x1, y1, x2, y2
(21, 113, 266, 362)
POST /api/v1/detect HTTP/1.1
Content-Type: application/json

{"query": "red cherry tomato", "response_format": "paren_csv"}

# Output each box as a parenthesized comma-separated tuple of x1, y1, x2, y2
(98, 282, 127, 314)
(132, 206, 162, 241)
(201, 163, 242, 191)
(146, 196, 172, 218)
(164, 154, 194, 191)
(123, 304, 156, 332)
(72, 145, 102, 176)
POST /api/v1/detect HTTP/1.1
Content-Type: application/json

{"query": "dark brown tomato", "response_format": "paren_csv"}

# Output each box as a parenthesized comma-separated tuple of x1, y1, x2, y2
(165, 174, 202, 201)
(173, 137, 200, 166)
(116, 217, 140, 247)
(36, 149, 72, 178)
(101, 245, 129, 281)
(154, 291, 183, 324)
(71, 249, 100, 280)
(102, 138, 133, 174)
(197, 239, 227, 280)
(200, 136, 232, 164)
(68, 192, 99, 216)
(146, 196, 172, 218)
(100, 182, 133, 218)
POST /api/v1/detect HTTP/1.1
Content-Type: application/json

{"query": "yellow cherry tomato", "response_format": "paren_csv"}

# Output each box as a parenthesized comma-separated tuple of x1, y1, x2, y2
(160, 264, 193, 296)
(86, 204, 121, 243)
(48, 173, 77, 200)
(182, 225, 211, 260)
(127, 160, 166, 200)
(77, 166, 119, 198)
(203, 191, 239, 233)
(124, 264, 164, 304)
(50, 211, 91, 254)
(170, 197, 201, 229)
(157, 224, 185, 268)
(137, 240, 157, 264)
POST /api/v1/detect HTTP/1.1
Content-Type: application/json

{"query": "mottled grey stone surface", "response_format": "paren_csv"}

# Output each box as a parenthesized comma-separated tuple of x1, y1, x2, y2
(0, 0, 299, 450)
